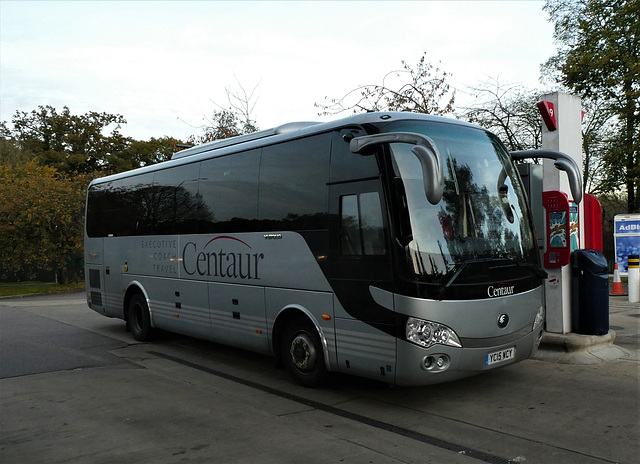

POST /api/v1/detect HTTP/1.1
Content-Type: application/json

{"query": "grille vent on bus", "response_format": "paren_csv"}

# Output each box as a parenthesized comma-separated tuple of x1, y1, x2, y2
(89, 269, 101, 289)
(91, 291, 103, 307)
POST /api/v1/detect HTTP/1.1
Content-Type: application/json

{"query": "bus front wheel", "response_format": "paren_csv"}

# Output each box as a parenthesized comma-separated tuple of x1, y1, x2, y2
(128, 293, 153, 342)
(281, 317, 327, 387)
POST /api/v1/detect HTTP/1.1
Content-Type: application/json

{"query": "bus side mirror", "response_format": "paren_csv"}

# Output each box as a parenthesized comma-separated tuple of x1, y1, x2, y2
(510, 149, 583, 204)
(410, 144, 444, 205)
(350, 132, 444, 205)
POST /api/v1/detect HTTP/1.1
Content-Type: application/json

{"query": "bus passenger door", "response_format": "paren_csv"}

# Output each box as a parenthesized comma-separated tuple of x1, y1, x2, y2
(329, 180, 396, 382)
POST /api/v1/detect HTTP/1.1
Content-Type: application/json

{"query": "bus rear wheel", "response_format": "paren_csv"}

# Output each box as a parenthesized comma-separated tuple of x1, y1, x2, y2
(281, 317, 327, 387)
(128, 293, 153, 342)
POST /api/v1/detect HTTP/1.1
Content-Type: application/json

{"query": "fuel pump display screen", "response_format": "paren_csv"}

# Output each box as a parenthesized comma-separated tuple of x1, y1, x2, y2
(548, 211, 567, 247)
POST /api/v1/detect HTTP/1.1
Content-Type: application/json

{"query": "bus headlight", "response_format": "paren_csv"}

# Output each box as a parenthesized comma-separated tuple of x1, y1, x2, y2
(532, 305, 545, 330)
(406, 317, 462, 349)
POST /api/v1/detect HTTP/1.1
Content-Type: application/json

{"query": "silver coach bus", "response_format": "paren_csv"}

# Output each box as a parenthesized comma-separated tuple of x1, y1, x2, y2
(84, 112, 581, 386)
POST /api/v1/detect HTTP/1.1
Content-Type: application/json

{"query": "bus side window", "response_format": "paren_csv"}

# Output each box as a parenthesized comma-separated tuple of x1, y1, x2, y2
(153, 164, 201, 235)
(330, 128, 379, 183)
(259, 134, 330, 231)
(106, 174, 154, 237)
(340, 192, 386, 256)
(86, 183, 107, 237)
(199, 150, 260, 233)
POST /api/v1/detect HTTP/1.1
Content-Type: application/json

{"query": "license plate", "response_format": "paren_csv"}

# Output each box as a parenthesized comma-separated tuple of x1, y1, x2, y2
(485, 347, 515, 366)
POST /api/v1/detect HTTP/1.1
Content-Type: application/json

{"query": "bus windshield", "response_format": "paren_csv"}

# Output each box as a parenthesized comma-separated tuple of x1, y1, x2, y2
(384, 121, 537, 283)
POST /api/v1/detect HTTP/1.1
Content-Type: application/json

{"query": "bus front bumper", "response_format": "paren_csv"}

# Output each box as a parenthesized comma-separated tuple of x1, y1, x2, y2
(394, 324, 544, 386)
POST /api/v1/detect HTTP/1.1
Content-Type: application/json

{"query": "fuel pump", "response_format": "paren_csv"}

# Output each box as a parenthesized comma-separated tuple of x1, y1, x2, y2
(514, 93, 586, 334)
(542, 191, 572, 268)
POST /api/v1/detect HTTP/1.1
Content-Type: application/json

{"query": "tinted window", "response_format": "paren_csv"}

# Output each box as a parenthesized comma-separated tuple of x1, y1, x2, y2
(120, 174, 155, 236)
(153, 164, 202, 234)
(89, 174, 155, 237)
(86, 183, 107, 237)
(385, 120, 537, 285)
(199, 150, 260, 233)
(330, 128, 380, 183)
(87, 134, 333, 237)
(259, 133, 330, 231)
(340, 192, 386, 256)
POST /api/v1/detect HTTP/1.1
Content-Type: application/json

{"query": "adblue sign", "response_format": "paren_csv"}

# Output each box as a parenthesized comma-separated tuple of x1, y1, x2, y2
(616, 220, 640, 234)
(614, 214, 640, 275)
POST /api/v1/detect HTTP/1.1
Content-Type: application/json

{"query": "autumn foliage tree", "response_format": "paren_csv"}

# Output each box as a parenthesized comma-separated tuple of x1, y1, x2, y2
(1, 105, 185, 283)
(2, 105, 129, 174)
(110, 136, 180, 172)
(0, 161, 90, 283)
(1, 105, 184, 176)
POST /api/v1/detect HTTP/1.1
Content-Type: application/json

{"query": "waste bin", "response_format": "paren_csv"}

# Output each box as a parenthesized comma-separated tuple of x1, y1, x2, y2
(570, 249, 609, 335)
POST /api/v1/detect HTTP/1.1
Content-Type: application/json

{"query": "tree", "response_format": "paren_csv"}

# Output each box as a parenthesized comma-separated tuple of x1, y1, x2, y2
(316, 52, 455, 116)
(188, 109, 248, 145)
(1, 106, 186, 174)
(110, 137, 182, 172)
(0, 105, 186, 284)
(543, 0, 640, 212)
(1, 105, 130, 174)
(189, 81, 260, 145)
(462, 78, 544, 152)
(461, 78, 618, 195)
(579, 98, 621, 194)
(223, 79, 260, 134)
(0, 137, 34, 166)
(0, 161, 90, 283)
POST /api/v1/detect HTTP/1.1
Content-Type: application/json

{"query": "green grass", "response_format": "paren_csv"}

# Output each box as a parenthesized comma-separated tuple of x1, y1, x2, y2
(0, 282, 84, 297)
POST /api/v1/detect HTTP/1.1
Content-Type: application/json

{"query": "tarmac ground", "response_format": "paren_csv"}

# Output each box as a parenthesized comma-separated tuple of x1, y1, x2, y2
(1, 291, 638, 464)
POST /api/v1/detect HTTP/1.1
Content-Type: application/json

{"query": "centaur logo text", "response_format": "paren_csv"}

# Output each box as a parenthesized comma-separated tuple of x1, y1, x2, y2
(182, 236, 264, 279)
(487, 284, 515, 298)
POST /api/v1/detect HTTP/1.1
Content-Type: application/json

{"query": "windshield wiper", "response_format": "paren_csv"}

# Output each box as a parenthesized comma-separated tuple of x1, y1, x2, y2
(437, 258, 495, 298)
(436, 258, 547, 299)
(485, 259, 548, 279)
(515, 261, 548, 279)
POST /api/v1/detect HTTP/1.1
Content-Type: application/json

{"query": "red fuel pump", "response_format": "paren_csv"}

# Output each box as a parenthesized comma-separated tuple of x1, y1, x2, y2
(543, 191, 571, 268)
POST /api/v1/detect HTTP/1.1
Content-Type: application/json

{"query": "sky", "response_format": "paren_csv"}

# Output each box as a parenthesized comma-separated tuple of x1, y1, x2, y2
(0, 0, 558, 142)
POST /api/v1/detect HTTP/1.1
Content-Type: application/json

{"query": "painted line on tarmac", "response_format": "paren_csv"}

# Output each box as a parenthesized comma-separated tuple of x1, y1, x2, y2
(149, 350, 513, 464)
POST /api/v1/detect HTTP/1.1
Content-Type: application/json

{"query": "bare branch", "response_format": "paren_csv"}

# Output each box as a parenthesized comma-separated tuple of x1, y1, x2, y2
(315, 53, 455, 117)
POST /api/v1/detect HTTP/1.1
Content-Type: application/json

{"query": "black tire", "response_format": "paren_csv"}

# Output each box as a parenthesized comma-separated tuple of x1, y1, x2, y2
(128, 293, 153, 342)
(281, 316, 327, 387)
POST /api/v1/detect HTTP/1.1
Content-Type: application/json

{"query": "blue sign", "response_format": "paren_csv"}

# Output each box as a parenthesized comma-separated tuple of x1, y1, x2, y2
(616, 220, 640, 234)
(614, 215, 640, 275)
